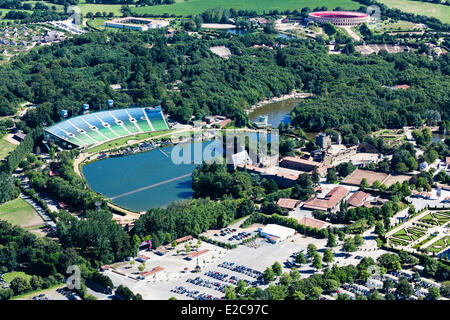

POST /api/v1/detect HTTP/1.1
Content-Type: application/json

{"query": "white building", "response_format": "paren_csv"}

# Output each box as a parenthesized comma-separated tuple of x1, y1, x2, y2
(259, 224, 296, 243)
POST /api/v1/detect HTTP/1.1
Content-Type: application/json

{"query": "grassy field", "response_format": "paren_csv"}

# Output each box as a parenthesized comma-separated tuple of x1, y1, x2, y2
(377, 19, 423, 33)
(378, 0, 450, 24)
(132, 0, 360, 16)
(0, 198, 42, 227)
(78, 0, 134, 16)
(2, 271, 32, 284)
(86, 17, 108, 30)
(87, 129, 174, 153)
(0, 138, 16, 161)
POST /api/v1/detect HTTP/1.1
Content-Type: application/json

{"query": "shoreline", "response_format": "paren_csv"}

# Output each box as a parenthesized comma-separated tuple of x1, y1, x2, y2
(245, 91, 313, 115)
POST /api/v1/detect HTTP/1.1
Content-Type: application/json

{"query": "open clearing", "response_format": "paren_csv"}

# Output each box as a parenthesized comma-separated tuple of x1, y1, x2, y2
(0, 137, 16, 160)
(0, 198, 44, 228)
(133, 0, 359, 16)
(378, 0, 450, 24)
(2, 271, 32, 284)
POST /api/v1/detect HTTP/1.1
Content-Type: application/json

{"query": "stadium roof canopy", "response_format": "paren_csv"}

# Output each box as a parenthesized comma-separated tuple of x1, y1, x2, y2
(44, 107, 168, 149)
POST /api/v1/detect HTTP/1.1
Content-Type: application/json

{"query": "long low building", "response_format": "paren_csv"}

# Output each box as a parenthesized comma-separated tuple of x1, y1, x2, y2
(259, 224, 296, 243)
(103, 17, 170, 31)
(279, 156, 328, 176)
(237, 164, 299, 187)
(303, 186, 349, 212)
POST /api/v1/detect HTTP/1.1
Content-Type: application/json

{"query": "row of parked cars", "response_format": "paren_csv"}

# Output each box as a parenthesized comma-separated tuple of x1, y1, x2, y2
(187, 276, 227, 293)
(228, 232, 252, 242)
(171, 285, 221, 300)
(171, 286, 199, 298)
(56, 287, 81, 300)
(218, 261, 263, 280)
(32, 294, 51, 300)
(215, 228, 237, 238)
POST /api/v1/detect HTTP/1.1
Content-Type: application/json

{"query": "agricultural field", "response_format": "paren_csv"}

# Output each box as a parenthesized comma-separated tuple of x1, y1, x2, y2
(378, 0, 450, 24)
(0, 198, 44, 228)
(132, 0, 360, 16)
(78, 0, 134, 16)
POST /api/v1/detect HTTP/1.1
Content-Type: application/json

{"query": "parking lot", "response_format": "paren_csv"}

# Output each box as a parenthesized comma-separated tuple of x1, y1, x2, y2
(200, 226, 260, 246)
(100, 227, 391, 300)
(16, 285, 79, 301)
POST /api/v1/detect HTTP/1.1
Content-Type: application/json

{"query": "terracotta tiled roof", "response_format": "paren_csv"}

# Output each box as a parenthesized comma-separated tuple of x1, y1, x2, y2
(277, 198, 301, 209)
(140, 266, 164, 277)
(175, 235, 193, 243)
(347, 191, 370, 207)
(303, 186, 349, 210)
(187, 249, 209, 258)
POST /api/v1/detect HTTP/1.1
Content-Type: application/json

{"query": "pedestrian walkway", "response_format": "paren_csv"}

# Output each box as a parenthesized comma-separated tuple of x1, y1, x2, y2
(20, 193, 57, 231)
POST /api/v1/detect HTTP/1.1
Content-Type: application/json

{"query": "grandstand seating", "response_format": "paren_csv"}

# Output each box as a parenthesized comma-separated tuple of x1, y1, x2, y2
(45, 107, 169, 148)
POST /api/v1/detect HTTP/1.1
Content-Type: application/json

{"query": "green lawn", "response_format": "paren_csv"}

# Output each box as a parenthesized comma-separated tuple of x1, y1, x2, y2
(407, 227, 426, 240)
(87, 129, 174, 153)
(0, 198, 40, 227)
(420, 212, 450, 226)
(378, 0, 450, 24)
(376, 19, 423, 33)
(2, 271, 32, 284)
(428, 236, 450, 253)
(133, 0, 360, 16)
(392, 228, 412, 242)
(434, 212, 450, 225)
(390, 237, 409, 246)
(86, 17, 108, 30)
(0, 138, 16, 161)
(412, 234, 436, 249)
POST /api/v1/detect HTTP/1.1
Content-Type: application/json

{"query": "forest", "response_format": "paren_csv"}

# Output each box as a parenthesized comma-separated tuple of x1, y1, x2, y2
(0, 29, 447, 145)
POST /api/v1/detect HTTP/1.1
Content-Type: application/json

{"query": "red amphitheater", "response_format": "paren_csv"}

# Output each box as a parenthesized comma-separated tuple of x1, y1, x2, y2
(308, 11, 369, 26)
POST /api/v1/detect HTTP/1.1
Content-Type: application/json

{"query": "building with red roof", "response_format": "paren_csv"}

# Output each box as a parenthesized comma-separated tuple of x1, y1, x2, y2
(279, 156, 328, 175)
(303, 186, 349, 212)
(347, 191, 371, 208)
(277, 198, 302, 210)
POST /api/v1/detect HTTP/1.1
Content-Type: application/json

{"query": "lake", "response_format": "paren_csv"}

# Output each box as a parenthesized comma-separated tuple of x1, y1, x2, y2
(82, 133, 276, 212)
(248, 98, 300, 127)
(82, 141, 222, 212)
